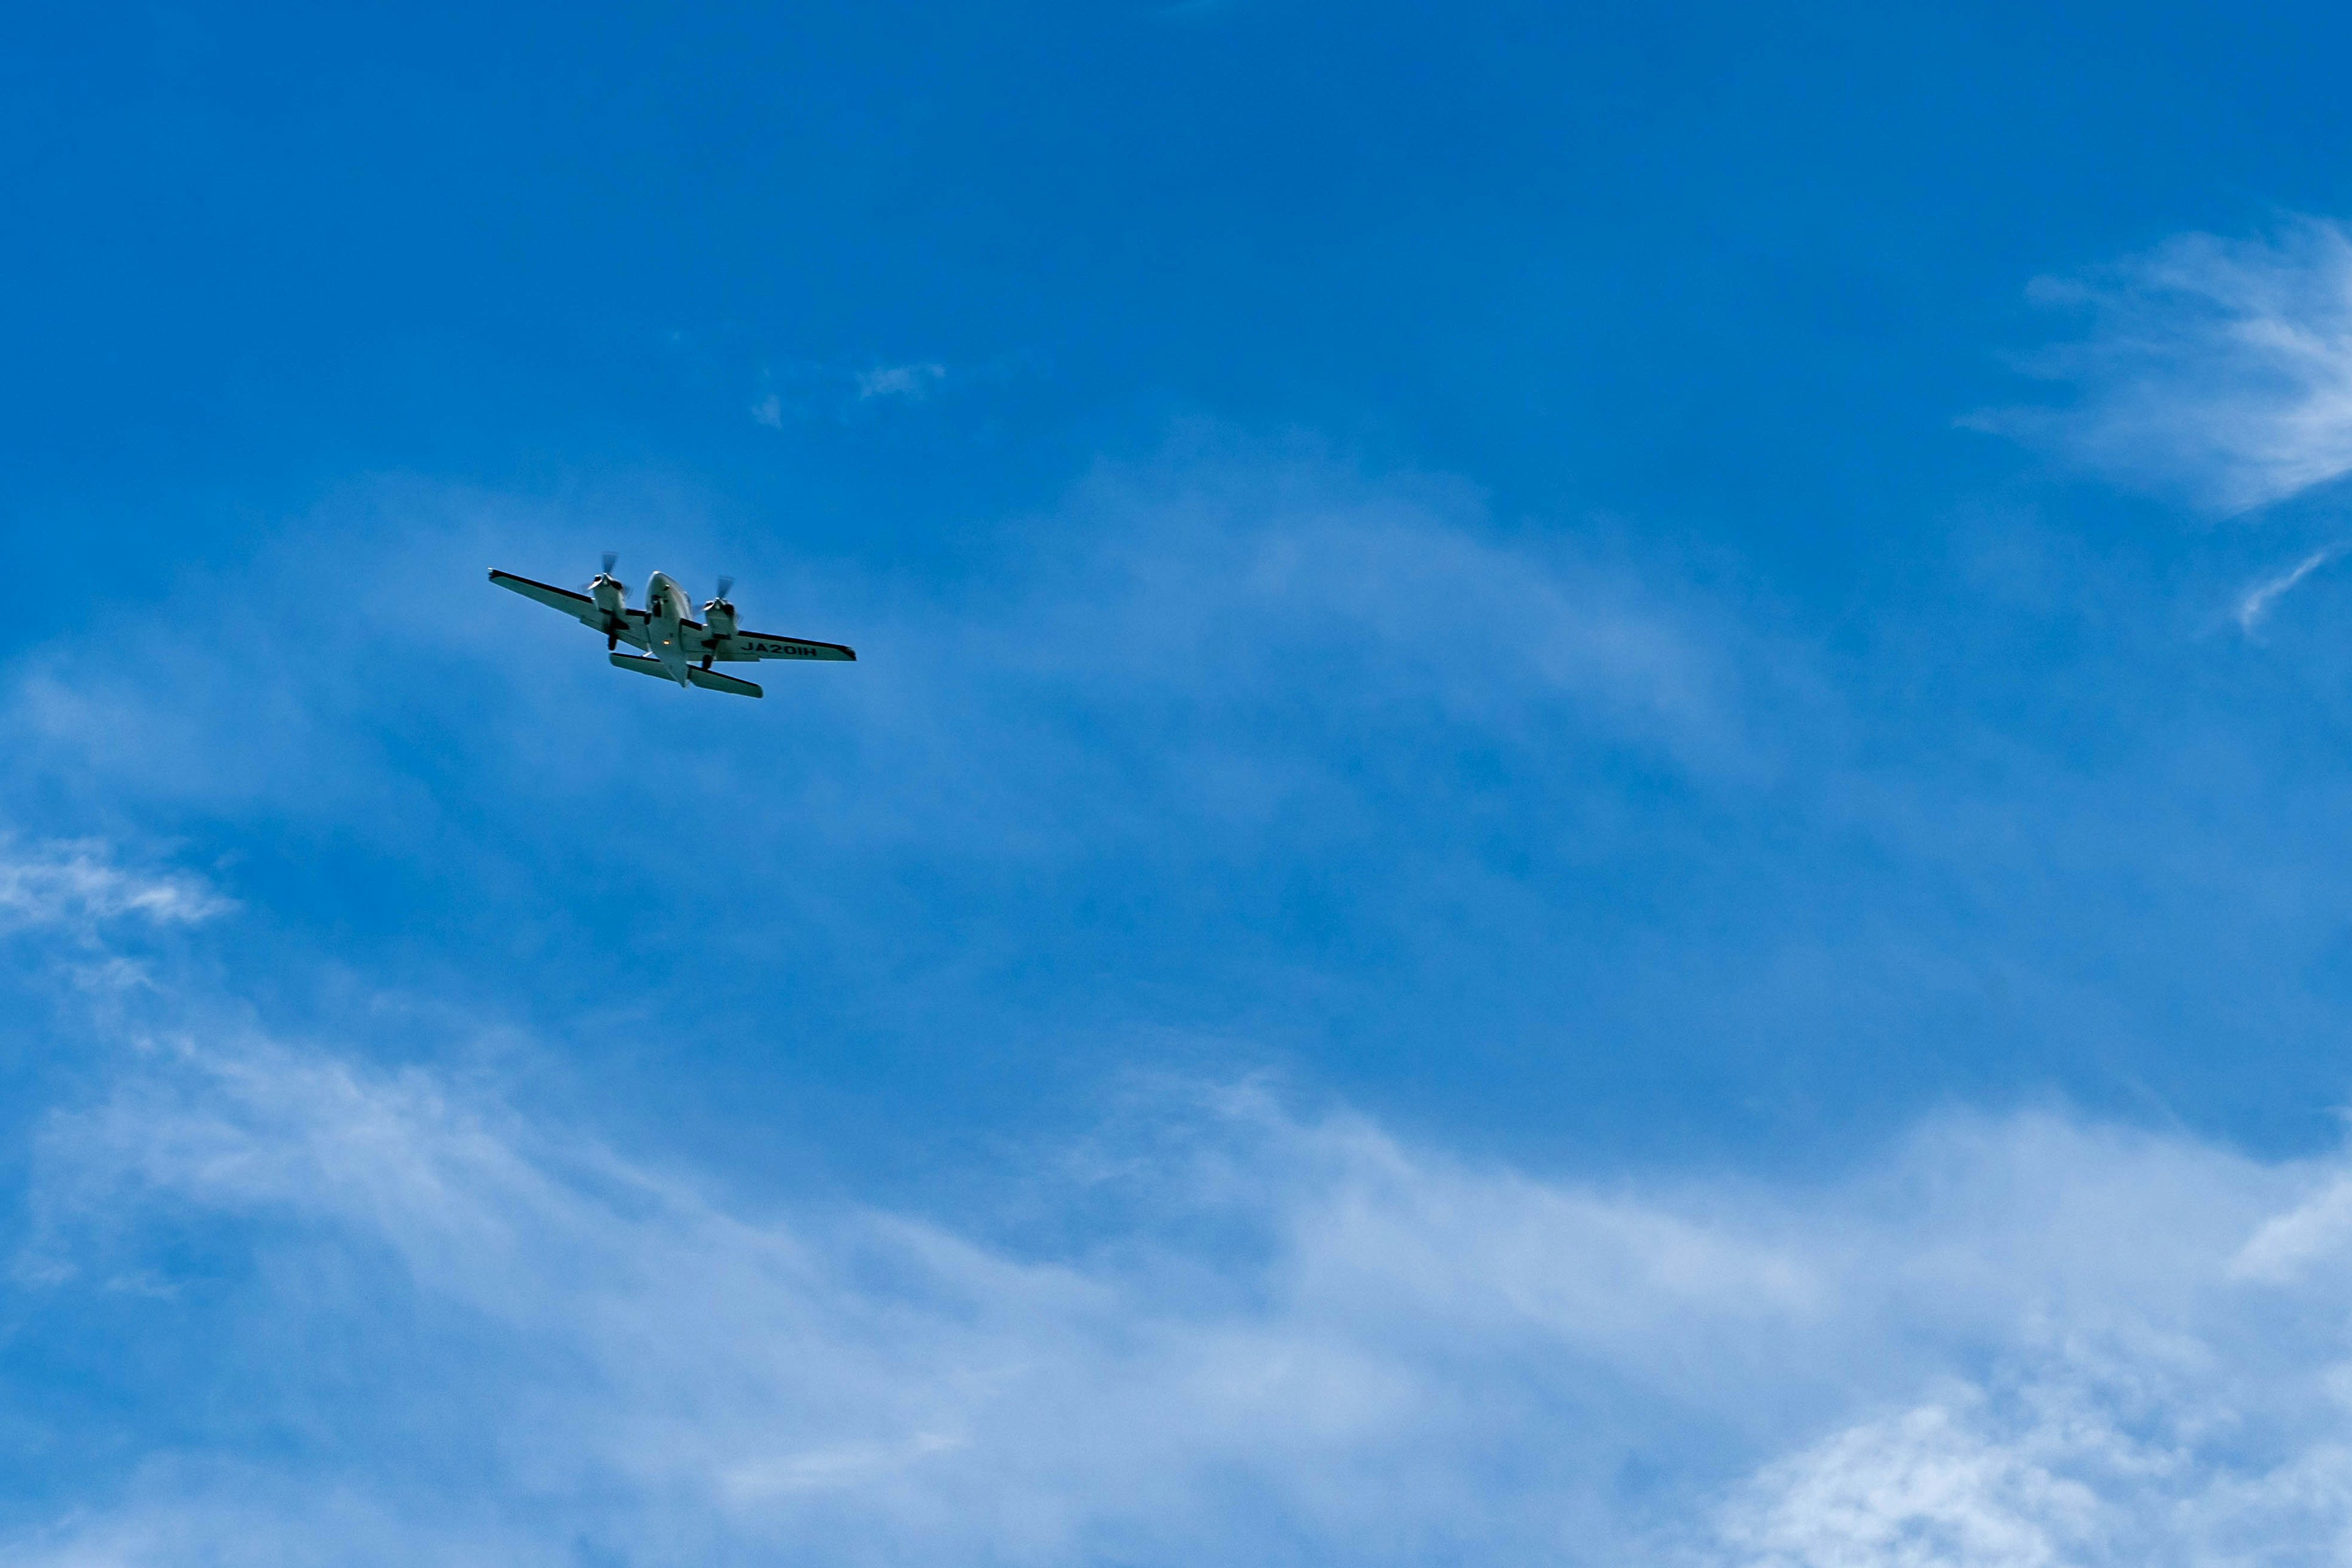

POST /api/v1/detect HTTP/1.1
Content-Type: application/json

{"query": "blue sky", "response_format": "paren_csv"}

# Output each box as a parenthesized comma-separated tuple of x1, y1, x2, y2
(18, 1, 2352, 1561)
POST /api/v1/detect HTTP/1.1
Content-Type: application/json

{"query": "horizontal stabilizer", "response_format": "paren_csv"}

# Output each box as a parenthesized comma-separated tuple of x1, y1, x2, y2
(608, 652, 676, 682)
(608, 654, 761, 696)
(687, 665, 763, 698)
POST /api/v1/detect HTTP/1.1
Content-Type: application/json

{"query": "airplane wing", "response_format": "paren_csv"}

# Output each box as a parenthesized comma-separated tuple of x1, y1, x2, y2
(712, 628, 858, 663)
(489, 570, 648, 650)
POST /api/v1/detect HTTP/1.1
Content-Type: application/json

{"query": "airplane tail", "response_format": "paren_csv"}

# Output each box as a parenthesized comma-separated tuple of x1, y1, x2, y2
(608, 652, 761, 698)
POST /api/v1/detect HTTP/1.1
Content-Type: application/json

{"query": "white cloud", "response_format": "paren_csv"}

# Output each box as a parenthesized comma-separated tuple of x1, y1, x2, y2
(750, 391, 783, 428)
(854, 361, 946, 401)
(1974, 219, 2352, 513)
(1713, 1360, 2352, 1568)
(15, 1016, 2352, 1566)
(0, 838, 229, 936)
(1720, 1396, 2104, 1568)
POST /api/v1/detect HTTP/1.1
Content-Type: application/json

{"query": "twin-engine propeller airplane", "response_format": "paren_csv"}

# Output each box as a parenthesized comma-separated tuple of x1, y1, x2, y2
(489, 554, 856, 698)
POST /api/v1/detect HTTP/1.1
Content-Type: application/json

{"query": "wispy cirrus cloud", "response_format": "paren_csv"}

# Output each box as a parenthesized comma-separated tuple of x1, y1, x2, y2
(0, 451, 1777, 867)
(854, 361, 946, 401)
(2235, 541, 2346, 639)
(739, 357, 956, 428)
(12, 998, 2352, 1566)
(1973, 219, 2352, 514)
(0, 838, 229, 937)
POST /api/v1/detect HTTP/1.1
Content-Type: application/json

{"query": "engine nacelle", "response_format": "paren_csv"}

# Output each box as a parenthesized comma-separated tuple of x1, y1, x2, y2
(703, 598, 738, 636)
(592, 573, 628, 615)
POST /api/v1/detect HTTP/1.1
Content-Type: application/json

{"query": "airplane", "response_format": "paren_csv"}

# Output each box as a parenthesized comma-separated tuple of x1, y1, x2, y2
(488, 554, 856, 698)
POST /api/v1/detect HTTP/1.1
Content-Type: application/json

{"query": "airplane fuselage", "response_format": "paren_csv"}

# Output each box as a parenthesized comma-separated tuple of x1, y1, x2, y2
(641, 571, 697, 685)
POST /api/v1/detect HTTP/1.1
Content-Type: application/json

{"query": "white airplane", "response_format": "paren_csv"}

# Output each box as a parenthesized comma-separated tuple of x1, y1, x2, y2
(489, 554, 855, 698)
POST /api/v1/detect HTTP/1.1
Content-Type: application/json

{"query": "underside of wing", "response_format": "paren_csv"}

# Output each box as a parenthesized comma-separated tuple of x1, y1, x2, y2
(715, 629, 858, 663)
(489, 570, 649, 650)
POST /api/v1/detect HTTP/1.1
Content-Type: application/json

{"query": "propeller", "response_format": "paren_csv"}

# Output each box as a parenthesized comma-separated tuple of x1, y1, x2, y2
(713, 574, 736, 605)
(601, 551, 620, 578)
(584, 551, 626, 592)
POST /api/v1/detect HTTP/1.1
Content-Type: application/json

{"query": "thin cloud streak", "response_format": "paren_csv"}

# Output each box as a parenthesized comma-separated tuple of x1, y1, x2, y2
(2235, 542, 2345, 639)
